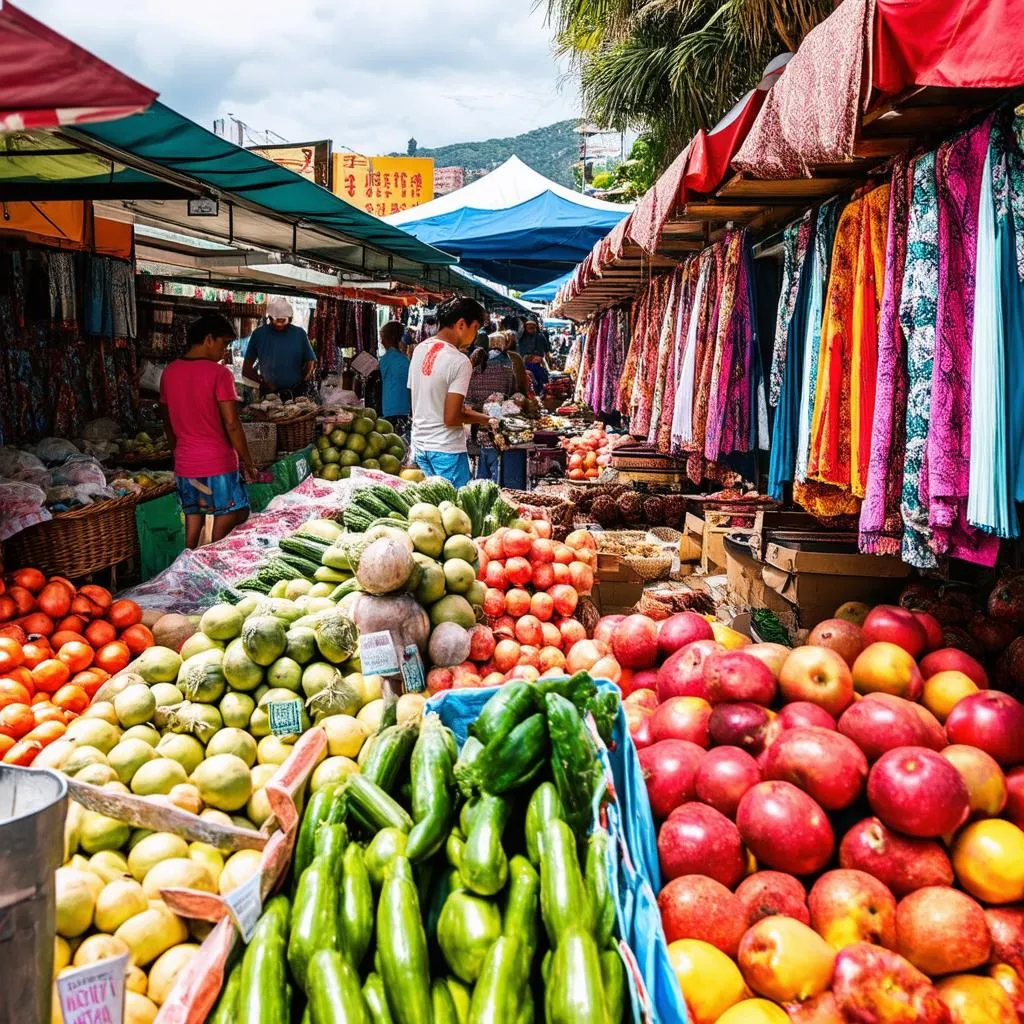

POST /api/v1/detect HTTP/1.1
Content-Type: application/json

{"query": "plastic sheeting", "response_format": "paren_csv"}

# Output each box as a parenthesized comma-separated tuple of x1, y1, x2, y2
(427, 684, 687, 1024)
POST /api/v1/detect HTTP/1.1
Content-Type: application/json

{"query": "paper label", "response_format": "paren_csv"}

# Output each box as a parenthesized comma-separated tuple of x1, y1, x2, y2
(224, 871, 263, 943)
(294, 456, 310, 481)
(57, 951, 129, 1024)
(268, 699, 304, 736)
(359, 630, 400, 677)
(401, 644, 426, 693)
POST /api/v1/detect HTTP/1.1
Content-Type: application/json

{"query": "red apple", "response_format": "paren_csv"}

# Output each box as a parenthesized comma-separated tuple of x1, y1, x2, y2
(656, 639, 722, 703)
(630, 711, 654, 749)
(807, 619, 865, 667)
(611, 614, 659, 669)
(775, 701, 837, 732)
(896, 886, 991, 975)
(650, 696, 712, 747)
(695, 746, 761, 819)
(744, 642, 791, 680)
(1006, 766, 1024, 828)
(638, 739, 705, 819)
(867, 746, 970, 838)
(779, 646, 854, 716)
(627, 669, 660, 696)
(763, 727, 868, 811)
(838, 817, 954, 897)
(989, 964, 1024, 1023)
(783, 993, 844, 1024)
(832, 942, 949, 1022)
(708, 702, 772, 754)
(851, 642, 924, 700)
(919, 647, 989, 689)
(735, 871, 809, 927)
(911, 702, 948, 751)
(940, 744, 1008, 818)
(657, 611, 714, 658)
(945, 691, 1024, 766)
(912, 611, 944, 653)
(986, 906, 1024, 978)
(593, 614, 624, 646)
(658, 803, 746, 887)
(838, 693, 932, 761)
(426, 667, 454, 694)
(703, 651, 777, 706)
(467, 624, 496, 663)
(658, 874, 746, 954)
(809, 869, 897, 951)
(736, 781, 834, 876)
(623, 687, 658, 712)
(862, 605, 928, 658)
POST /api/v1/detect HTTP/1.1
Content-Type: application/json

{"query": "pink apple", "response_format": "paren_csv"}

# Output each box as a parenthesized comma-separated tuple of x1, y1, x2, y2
(658, 875, 746, 954)
(851, 642, 924, 701)
(838, 693, 932, 762)
(861, 605, 928, 658)
(650, 696, 712, 747)
(1006, 766, 1024, 828)
(832, 942, 949, 1022)
(896, 886, 991, 975)
(744, 642, 791, 680)
(809, 869, 897, 951)
(945, 690, 1024, 766)
(708, 702, 772, 754)
(940, 744, 1008, 818)
(623, 687, 658, 712)
(658, 803, 746, 887)
(735, 871, 809, 927)
(779, 645, 855, 716)
(919, 647, 989, 689)
(695, 745, 761, 819)
(611, 614, 660, 669)
(655, 639, 723, 703)
(763, 727, 868, 811)
(912, 611, 944, 653)
(657, 612, 714, 658)
(775, 701, 837, 732)
(807, 619, 865, 668)
(638, 739, 705, 819)
(593, 614, 624, 646)
(736, 781, 835, 876)
(703, 650, 777, 706)
(839, 817, 954, 897)
(866, 746, 971, 838)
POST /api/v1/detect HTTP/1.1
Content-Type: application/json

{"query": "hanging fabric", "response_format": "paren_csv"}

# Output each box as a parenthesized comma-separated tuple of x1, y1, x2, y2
(928, 117, 1000, 565)
(671, 251, 711, 452)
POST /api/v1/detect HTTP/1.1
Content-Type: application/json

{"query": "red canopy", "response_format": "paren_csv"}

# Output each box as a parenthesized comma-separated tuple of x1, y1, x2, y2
(0, 1, 156, 133)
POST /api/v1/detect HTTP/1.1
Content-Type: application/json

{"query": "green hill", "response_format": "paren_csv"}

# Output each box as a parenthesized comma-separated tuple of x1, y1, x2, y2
(396, 120, 580, 187)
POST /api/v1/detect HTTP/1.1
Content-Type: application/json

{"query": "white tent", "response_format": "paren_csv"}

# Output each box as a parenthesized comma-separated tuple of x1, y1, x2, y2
(386, 155, 630, 225)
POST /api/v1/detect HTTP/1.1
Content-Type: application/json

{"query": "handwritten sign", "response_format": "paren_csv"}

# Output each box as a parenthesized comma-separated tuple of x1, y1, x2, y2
(359, 630, 400, 677)
(401, 644, 426, 694)
(332, 154, 435, 217)
(57, 951, 129, 1024)
(225, 871, 263, 943)
(268, 699, 304, 737)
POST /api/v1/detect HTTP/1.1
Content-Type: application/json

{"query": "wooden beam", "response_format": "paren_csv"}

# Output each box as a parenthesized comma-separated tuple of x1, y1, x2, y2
(717, 174, 856, 201)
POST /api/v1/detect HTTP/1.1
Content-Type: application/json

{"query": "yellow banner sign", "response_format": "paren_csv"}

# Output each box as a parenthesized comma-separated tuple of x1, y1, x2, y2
(332, 154, 434, 217)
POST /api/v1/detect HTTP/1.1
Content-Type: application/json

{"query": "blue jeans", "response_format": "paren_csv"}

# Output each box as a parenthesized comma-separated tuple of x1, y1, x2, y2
(476, 447, 499, 482)
(414, 450, 471, 487)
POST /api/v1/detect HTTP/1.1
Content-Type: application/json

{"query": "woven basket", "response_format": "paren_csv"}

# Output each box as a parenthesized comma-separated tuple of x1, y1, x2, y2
(4, 494, 139, 579)
(243, 421, 277, 467)
(624, 551, 674, 580)
(275, 412, 317, 454)
(595, 531, 648, 551)
(136, 482, 177, 503)
(648, 526, 682, 543)
(501, 489, 574, 528)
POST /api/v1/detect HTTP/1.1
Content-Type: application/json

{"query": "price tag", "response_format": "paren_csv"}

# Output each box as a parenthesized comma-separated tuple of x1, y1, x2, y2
(224, 871, 263, 943)
(57, 951, 129, 1024)
(294, 456, 310, 481)
(268, 699, 303, 737)
(401, 644, 426, 694)
(359, 630, 400, 677)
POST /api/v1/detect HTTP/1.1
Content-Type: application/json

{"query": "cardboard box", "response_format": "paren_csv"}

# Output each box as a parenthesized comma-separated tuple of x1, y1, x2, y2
(683, 510, 759, 574)
(594, 552, 645, 615)
(725, 543, 795, 626)
(761, 540, 910, 628)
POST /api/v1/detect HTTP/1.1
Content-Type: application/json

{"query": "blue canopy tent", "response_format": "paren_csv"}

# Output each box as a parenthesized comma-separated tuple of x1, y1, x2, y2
(388, 156, 629, 290)
(520, 270, 575, 303)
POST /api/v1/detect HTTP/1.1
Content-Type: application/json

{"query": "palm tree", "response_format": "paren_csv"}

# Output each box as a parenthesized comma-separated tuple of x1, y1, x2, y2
(542, 0, 833, 170)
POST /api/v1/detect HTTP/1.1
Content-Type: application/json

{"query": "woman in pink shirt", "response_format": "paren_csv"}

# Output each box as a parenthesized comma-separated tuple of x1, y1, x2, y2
(160, 314, 258, 548)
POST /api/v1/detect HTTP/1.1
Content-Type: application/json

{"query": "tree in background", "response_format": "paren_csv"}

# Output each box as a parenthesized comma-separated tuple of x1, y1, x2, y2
(541, 0, 832, 172)
(407, 138, 418, 156)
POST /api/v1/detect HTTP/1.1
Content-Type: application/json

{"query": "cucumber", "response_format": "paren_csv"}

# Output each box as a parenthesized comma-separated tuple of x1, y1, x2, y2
(475, 713, 548, 795)
(362, 723, 418, 793)
(237, 895, 290, 1024)
(467, 936, 525, 1024)
(503, 855, 539, 961)
(339, 843, 374, 968)
(292, 784, 339, 885)
(539, 819, 590, 949)
(208, 958, 242, 1024)
(601, 948, 626, 1024)
(313, 822, 348, 878)
(363, 973, 394, 1024)
(525, 782, 564, 866)
(432, 978, 461, 1024)
(288, 854, 343, 991)
(469, 682, 537, 746)
(308, 948, 369, 1024)
(460, 794, 509, 897)
(586, 828, 615, 947)
(378, 857, 432, 1024)
(345, 774, 414, 834)
(545, 693, 598, 836)
(545, 927, 606, 1024)
(406, 715, 455, 863)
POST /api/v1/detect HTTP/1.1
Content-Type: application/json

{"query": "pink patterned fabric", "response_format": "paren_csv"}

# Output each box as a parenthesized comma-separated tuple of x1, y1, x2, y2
(927, 116, 1000, 566)
(732, 0, 875, 178)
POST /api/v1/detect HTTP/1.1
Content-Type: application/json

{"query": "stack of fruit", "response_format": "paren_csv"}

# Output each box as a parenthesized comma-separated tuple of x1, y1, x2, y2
(207, 674, 623, 1024)
(0, 571, 155, 767)
(311, 408, 410, 481)
(561, 424, 619, 481)
(617, 603, 1024, 1023)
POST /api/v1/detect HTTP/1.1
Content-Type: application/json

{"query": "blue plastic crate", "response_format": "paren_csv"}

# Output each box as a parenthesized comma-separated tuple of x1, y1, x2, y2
(426, 682, 688, 1024)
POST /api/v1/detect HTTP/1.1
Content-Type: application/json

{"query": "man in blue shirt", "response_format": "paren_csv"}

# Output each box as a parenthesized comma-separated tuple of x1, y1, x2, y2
(378, 321, 411, 437)
(242, 297, 317, 398)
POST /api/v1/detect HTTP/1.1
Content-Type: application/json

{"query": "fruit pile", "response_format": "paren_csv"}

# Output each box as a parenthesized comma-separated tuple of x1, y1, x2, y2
(618, 603, 1024, 1022)
(0, 570, 154, 767)
(561, 423, 619, 481)
(311, 408, 410, 480)
(207, 675, 624, 1024)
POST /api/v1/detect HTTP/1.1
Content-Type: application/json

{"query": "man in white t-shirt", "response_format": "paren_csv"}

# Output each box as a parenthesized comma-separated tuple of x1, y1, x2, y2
(407, 295, 494, 487)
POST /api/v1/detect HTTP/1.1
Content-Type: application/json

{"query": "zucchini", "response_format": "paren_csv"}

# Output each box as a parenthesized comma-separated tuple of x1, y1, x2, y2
(363, 973, 394, 1024)
(545, 693, 598, 836)
(237, 895, 290, 1024)
(469, 682, 537, 747)
(378, 857, 432, 1024)
(432, 978, 461, 1024)
(339, 843, 374, 968)
(288, 852, 343, 991)
(345, 773, 414, 833)
(467, 936, 525, 1024)
(476, 713, 548, 795)
(406, 714, 455, 863)
(453, 736, 485, 797)
(586, 828, 615, 947)
(292, 784, 339, 885)
(544, 927, 607, 1024)
(362, 723, 417, 793)
(539, 819, 590, 949)
(525, 782, 564, 866)
(503, 855, 539, 964)
(308, 948, 369, 1024)
(208, 958, 242, 1024)
(460, 794, 509, 897)
(601, 948, 626, 1024)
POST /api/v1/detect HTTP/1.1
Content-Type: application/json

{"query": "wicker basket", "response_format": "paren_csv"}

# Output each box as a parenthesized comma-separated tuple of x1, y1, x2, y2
(4, 494, 139, 579)
(136, 482, 177, 503)
(243, 421, 278, 467)
(623, 550, 674, 580)
(648, 526, 683, 543)
(275, 412, 317, 454)
(501, 489, 574, 528)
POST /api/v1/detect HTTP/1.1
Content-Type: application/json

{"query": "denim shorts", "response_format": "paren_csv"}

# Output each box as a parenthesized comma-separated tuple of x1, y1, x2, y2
(175, 471, 249, 516)
(414, 450, 471, 488)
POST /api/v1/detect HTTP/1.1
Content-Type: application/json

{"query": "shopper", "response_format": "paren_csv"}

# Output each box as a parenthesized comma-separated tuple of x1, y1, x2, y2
(378, 320, 411, 438)
(519, 318, 551, 365)
(466, 331, 516, 481)
(160, 313, 258, 549)
(407, 295, 493, 487)
(242, 297, 317, 398)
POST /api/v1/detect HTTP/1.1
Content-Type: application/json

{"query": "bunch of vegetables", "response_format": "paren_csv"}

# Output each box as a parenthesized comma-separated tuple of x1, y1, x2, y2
(210, 672, 624, 1024)
(310, 408, 411, 481)
(0, 569, 155, 767)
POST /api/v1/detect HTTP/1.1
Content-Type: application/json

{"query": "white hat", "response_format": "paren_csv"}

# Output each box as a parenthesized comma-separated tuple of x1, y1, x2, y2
(267, 297, 294, 319)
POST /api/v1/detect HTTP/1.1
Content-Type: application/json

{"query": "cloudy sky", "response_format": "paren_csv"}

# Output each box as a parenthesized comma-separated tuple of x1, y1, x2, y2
(22, 0, 581, 153)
